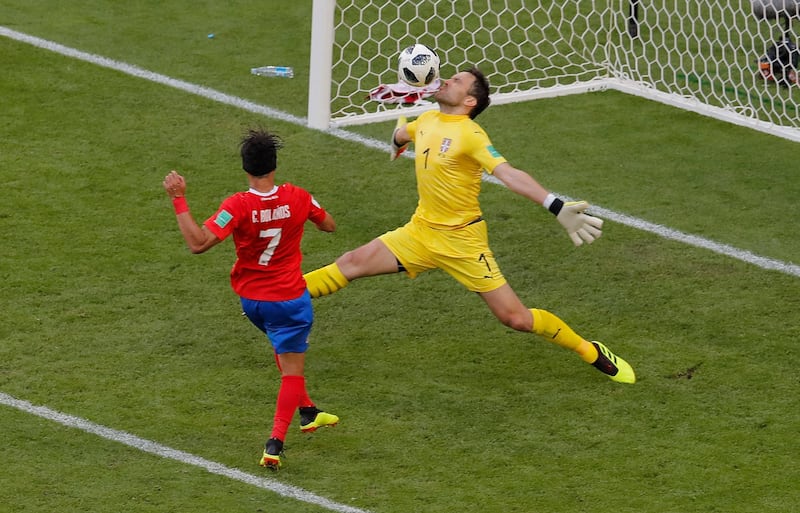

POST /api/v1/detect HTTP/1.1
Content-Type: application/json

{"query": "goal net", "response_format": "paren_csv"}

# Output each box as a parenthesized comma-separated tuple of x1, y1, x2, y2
(308, 0, 800, 143)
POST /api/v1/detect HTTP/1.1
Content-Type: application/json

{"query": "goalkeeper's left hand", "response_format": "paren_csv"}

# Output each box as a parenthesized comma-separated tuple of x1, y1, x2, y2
(549, 199, 603, 246)
(390, 115, 408, 160)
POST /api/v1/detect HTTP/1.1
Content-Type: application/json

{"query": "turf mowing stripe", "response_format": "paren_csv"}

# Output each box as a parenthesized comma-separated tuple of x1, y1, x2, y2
(0, 391, 373, 513)
(2, 25, 797, 280)
(483, 175, 800, 278)
(591, 206, 800, 277)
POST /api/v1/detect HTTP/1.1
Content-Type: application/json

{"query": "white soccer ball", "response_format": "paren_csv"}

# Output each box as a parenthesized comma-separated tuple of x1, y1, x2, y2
(397, 44, 440, 88)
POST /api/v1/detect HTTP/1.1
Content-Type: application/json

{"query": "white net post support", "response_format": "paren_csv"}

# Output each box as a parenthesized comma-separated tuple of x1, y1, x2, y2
(308, 0, 336, 130)
(308, 0, 800, 143)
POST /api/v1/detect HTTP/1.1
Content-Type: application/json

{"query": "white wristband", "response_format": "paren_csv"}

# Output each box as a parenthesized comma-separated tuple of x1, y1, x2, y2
(543, 193, 556, 209)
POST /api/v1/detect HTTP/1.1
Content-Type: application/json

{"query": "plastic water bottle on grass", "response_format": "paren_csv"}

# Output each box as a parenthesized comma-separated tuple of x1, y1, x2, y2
(251, 66, 294, 78)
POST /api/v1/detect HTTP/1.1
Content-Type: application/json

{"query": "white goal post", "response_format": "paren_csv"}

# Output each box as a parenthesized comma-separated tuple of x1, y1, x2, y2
(308, 0, 800, 143)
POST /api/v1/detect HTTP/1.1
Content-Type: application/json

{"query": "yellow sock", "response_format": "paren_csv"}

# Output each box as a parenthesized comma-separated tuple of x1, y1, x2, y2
(530, 308, 598, 363)
(304, 263, 349, 298)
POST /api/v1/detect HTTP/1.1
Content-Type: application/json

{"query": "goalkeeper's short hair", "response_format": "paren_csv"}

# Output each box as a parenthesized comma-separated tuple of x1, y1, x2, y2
(466, 67, 491, 120)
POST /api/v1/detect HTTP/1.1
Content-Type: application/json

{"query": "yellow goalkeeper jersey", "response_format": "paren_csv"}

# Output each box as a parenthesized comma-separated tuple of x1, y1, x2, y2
(406, 110, 507, 229)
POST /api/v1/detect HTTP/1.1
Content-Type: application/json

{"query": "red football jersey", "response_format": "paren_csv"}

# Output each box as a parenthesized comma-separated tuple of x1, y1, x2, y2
(203, 183, 328, 301)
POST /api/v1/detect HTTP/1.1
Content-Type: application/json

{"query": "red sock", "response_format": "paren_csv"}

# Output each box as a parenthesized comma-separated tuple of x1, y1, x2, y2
(271, 375, 305, 441)
(272, 353, 312, 405)
(298, 386, 314, 409)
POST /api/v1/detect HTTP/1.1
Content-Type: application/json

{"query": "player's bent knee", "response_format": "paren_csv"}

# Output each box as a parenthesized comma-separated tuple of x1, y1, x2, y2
(497, 310, 532, 332)
(337, 240, 398, 277)
(337, 248, 369, 275)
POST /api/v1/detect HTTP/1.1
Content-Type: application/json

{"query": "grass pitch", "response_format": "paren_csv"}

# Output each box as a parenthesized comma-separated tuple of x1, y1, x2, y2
(1, 2, 799, 512)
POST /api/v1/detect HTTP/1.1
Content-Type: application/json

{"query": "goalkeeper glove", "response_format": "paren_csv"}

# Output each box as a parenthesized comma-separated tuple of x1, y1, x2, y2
(390, 115, 408, 161)
(546, 196, 603, 246)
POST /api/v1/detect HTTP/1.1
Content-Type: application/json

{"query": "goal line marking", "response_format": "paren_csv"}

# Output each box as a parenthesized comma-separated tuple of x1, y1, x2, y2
(2, 26, 798, 278)
(0, 392, 373, 513)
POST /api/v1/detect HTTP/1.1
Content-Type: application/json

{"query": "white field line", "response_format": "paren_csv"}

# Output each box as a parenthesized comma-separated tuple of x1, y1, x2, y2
(591, 206, 800, 277)
(480, 175, 800, 278)
(2, 25, 796, 278)
(0, 392, 372, 513)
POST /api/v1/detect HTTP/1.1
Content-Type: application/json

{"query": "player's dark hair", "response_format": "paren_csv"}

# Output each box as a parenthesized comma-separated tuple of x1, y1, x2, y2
(240, 128, 284, 176)
(465, 67, 491, 119)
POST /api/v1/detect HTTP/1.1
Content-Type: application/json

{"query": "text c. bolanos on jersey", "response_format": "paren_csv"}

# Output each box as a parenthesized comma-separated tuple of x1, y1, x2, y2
(203, 183, 328, 301)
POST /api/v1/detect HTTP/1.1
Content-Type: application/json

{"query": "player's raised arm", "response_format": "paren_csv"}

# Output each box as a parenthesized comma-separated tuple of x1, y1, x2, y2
(163, 170, 221, 254)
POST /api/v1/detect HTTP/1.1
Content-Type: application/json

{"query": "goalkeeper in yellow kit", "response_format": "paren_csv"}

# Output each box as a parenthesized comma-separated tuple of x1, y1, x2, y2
(305, 67, 635, 384)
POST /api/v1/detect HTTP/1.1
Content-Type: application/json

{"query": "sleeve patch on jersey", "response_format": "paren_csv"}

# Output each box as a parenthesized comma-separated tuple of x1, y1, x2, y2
(487, 145, 502, 158)
(214, 209, 233, 228)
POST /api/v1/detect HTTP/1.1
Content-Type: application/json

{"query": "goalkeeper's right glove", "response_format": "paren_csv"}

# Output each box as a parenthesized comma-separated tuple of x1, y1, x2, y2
(546, 196, 604, 246)
(390, 115, 408, 161)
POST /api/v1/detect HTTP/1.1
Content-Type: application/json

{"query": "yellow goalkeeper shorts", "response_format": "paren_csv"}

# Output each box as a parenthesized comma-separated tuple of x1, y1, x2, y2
(378, 216, 506, 293)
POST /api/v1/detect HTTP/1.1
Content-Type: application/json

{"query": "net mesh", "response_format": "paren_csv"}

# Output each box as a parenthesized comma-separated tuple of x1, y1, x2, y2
(326, 0, 800, 138)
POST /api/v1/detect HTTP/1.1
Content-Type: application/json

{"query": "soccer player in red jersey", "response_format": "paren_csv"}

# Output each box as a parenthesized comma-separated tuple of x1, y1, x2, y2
(163, 128, 338, 470)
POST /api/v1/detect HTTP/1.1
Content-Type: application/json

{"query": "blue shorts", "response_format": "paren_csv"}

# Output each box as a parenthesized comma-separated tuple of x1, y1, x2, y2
(240, 290, 313, 354)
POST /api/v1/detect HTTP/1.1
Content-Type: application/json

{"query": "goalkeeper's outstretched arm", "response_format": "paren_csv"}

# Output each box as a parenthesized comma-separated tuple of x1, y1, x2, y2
(492, 162, 603, 246)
